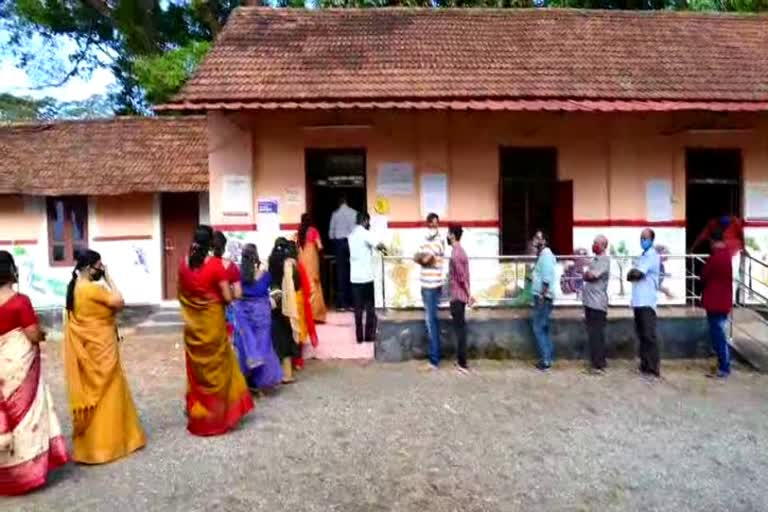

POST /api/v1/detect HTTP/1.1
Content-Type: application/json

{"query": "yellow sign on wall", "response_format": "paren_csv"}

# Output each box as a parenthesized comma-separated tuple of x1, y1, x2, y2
(374, 197, 390, 215)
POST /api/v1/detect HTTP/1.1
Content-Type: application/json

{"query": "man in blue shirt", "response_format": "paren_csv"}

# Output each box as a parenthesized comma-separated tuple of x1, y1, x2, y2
(627, 228, 662, 378)
(531, 231, 557, 371)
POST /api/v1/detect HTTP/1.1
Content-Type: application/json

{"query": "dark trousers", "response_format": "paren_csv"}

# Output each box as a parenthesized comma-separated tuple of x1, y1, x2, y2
(450, 300, 468, 369)
(351, 281, 376, 342)
(334, 239, 352, 309)
(585, 307, 607, 370)
(633, 307, 660, 376)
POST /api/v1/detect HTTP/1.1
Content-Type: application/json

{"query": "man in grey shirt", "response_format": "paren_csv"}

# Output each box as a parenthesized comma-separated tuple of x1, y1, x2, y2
(582, 235, 610, 373)
(328, 194, 358, 310)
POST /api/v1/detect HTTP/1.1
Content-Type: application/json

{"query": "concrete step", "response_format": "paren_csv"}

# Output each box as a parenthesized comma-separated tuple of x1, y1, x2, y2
(150, 312, 183, 323)
(730, 308, 768, 372)
(310, 312, 374, 360)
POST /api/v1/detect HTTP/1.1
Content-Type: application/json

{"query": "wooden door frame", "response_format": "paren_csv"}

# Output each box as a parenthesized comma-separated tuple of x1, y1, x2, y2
(160, 192, 200, 301)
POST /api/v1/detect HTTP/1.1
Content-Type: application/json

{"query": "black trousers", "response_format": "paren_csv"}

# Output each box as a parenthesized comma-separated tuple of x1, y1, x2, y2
(584, 307, 607, 370)
(334, 239, 352, 309)
(450, 300, 468, 368)
(351, 282, 376, 342)
(633, 307, 660, 376)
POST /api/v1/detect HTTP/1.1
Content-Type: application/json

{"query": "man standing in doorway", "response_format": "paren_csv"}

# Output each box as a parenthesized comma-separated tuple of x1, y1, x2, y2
(582, 235, 610, 374)
(627, 228, 662, 379)
(701, 229, 733, 379)
(415, 213, 445, 370)
(329, 194, 357, 310)
(348, 212, 387, 343)
(531, 231, 557, 371)
(447, 224, 474, 374)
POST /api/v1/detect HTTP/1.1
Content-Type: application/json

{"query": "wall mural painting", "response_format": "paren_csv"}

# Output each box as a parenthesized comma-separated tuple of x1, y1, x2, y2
(2, 244, 69, 307)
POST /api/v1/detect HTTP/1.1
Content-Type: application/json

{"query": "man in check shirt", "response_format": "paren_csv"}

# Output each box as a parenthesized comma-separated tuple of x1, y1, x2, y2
(448, 224, 474, 374)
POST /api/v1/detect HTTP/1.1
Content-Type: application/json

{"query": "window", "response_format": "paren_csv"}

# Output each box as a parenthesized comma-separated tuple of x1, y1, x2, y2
(47, 197, 88, 266)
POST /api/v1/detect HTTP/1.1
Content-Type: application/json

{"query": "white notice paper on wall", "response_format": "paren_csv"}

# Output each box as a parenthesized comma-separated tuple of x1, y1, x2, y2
(370, 214, 389, 236)
(222, 175, 252, 215)
(421, 173, 448, 218)
(746, 182, 768, 220)
(257, 198, 280, 236)
(645, 179, 673, 222)
(377, 162, 415, 196)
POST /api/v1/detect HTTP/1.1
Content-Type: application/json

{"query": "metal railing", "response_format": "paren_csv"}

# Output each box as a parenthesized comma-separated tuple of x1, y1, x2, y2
(730, 253, 768, 347)
(379, 253, 710, 309)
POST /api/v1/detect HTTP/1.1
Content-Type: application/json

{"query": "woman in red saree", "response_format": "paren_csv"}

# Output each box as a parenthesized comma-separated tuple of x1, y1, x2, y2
(287, 241, 318, 371)
(0, 251, 68, 495)
(178, 226, 253, 436)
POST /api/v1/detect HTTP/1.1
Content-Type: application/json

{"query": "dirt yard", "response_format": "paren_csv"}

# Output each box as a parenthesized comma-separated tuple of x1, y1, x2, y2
(7, 334, 768, 512)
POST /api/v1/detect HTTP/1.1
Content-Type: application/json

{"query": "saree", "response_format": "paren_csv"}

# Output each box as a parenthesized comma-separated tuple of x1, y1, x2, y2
(179, 259, 253, 437)
(230, 272, 282, 389)
(64, 282, 145, 464)
(0, 328, 68, 495)
(298, 227, 327, 323)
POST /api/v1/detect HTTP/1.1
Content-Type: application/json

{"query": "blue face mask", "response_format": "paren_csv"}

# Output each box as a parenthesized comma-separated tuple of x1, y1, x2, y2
(720, 215, 731, 228)
(640, 238, 653, 252)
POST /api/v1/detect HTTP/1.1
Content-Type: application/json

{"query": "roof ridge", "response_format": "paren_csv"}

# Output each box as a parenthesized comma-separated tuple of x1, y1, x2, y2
(235, 6, 768, 19)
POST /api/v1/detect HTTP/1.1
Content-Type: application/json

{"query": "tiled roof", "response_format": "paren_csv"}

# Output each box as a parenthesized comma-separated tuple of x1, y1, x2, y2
(168, 8, 768, 110)
(0, 117, 208, 196)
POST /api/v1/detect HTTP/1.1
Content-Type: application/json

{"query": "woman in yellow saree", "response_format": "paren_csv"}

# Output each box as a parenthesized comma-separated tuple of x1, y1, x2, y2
(296, 214, 327, 323)
(63, 249, 145, 464)
(178, 226, 253, 436)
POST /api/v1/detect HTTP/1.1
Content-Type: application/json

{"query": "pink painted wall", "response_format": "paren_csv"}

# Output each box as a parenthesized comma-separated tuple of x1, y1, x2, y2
(92, 193, 155, 238)
(0, 195, 42, 241)
(206, 111, 768, 225)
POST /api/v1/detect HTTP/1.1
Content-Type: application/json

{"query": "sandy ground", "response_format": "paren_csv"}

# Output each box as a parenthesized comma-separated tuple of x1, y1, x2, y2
(5, 334, 768, 512)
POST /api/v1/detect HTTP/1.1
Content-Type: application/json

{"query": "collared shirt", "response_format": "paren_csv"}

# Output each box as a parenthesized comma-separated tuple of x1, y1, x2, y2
(329, 204, 358, 240)
(419, 234, 445, 289)
(532, 247, 556, 299)
(449, 243, 470, 303)
(582, 254, 610, 311)
(631, 246, 660, 310)
(348, 225, 378, 284)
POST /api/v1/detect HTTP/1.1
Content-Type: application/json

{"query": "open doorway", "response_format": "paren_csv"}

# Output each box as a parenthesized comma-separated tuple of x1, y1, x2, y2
(305, 149, 367, 306)
(685, 148, 742, 299)
(499, 147, 573, 255)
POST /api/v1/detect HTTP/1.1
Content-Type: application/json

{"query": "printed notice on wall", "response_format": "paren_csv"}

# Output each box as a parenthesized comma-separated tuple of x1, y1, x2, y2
(645, 179, 673, 222)
(421, 173, 448, 218)
(257, 198, 280, 235)
(222, 175, 252, 215)
(746, 182, 768, 220)
(377, 162, 415, 196)
(284, 187, 302, 207)
(370, 214, 389, 236)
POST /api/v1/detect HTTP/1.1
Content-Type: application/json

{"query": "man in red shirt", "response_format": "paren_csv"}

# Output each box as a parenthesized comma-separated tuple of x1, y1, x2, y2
(447, 224, 474, 374)
(701, 229, 733, 378)
(691, 213, 746, 258)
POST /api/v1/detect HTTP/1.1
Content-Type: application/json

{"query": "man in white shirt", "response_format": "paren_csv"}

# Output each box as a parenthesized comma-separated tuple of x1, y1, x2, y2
(328, 194, 358, 310)
(348, 212, 387, 343)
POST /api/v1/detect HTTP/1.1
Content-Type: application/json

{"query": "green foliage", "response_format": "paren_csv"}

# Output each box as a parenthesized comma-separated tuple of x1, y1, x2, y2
(134, 40, 211, 105)
(0, 92, 115, 123)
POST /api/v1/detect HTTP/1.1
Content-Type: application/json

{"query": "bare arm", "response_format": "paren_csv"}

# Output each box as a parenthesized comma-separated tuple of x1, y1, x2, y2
(218, 280, 233, 304)
(22, 324, 46, 344)
(232, 281, 243, 300)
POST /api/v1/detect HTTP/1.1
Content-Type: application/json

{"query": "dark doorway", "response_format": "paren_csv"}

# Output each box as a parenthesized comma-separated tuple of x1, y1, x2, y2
(685, 148, 742, 299)
(305, 149, 367, 306)
(499, 147, 573, 255)
(161, 192, 200, 300)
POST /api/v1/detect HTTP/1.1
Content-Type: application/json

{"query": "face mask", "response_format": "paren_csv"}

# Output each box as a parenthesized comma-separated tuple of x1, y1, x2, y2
(640, 238, 653, 252)
(446, 237, 453, 246)
(428, 228, 438, 239)
(720, 215, 731, 228)
(91, 268, 105, 281)
(592, 243, 602, 255)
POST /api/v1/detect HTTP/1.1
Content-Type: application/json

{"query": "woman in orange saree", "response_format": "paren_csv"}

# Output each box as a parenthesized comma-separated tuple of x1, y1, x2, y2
(0, 251, 68, 495)
(296, 214, 327, 323)
(63, 249, 145, 464)
(178, 226, 253, 436)
(286, 240, 318, 371)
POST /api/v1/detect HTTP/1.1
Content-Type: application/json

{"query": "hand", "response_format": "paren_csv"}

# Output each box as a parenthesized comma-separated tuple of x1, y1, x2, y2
(468, 296, 476, 307)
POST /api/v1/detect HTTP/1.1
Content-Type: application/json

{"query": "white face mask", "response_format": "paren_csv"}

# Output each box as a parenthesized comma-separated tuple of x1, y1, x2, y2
(428, 228, 439, 239)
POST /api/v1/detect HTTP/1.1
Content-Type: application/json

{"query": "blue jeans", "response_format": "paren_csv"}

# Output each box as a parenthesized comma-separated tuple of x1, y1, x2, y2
(707, 313, 730, 374)
(532, 297, 554, 366)
(422, 287, 442, 366)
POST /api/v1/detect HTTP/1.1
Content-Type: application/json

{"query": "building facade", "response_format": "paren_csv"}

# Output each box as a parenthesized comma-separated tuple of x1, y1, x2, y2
(159, 8, 768, 307)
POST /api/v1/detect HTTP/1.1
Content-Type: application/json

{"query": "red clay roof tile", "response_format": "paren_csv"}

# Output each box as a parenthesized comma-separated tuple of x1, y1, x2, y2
(170, 8, 768, 108)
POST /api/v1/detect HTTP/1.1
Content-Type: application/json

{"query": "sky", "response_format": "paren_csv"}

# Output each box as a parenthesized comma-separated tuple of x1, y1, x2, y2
(0, 29, 115, 102)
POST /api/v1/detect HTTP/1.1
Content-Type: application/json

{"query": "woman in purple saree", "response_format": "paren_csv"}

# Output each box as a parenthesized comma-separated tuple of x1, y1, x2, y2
(230, 244, 282, 390)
